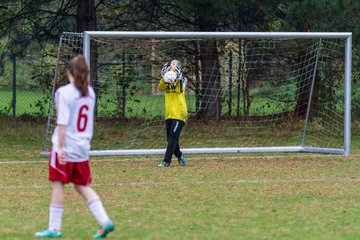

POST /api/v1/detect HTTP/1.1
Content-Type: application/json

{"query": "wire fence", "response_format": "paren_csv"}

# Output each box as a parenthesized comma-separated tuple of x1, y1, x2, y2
(1, 53, 360, 126)
(0, 55, 55, 117)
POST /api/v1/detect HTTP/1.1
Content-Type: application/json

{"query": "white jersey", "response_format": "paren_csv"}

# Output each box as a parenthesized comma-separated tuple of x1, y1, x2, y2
(51, 83, 95, 162)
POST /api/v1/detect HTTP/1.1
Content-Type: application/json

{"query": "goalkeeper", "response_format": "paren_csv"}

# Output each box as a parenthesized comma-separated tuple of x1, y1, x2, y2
(157, 59, 188, 167)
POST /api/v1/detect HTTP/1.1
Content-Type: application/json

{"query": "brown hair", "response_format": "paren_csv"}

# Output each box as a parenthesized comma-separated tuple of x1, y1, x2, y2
(66, 55, 89, 97)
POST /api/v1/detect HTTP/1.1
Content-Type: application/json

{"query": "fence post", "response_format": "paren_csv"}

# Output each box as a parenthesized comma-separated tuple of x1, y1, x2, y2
(12, 54, 16, 117)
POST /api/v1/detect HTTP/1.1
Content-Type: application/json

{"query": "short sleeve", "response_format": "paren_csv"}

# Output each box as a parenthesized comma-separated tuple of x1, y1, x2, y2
(55, 89, 70, 126)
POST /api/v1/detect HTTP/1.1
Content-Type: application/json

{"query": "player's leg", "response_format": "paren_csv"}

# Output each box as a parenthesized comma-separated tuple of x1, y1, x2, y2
(174, 142, 186, 166)
(173, 121, 186, 166)
(157, 119, 185, 167)
(165, 119, 184, 161)
(35, 149, 66, 238)
(74, 185, 114, 238)
(157, 119, 172, 167)
(72, 161, 114, 238)
(49, 181, 65, 230)
(35, 181, 64, 238)
(166, 118, 171, 143)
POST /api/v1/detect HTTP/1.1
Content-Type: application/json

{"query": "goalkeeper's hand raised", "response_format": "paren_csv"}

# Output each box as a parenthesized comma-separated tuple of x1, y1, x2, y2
(161, 62, 170, 77)
(175, 64, 182, 79)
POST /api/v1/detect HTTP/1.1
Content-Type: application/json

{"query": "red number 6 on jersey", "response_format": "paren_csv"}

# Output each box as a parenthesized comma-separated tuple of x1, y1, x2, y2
(77, 105, 89, 132)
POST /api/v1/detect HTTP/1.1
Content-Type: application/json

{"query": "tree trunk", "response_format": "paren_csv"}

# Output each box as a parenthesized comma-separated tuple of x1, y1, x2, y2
(239, 39, 251, 116)
(194, 42, 201, 113)
(294, 56, 312, 118)
(195, 2, 221, 120)
(294, 44, 320, 119)
(76, 0, 98, 113)
(76, 0, 96, 32)
(198, 40, 221, 119)
(293, 23, 313, 119)
(76, 0, 97, 85)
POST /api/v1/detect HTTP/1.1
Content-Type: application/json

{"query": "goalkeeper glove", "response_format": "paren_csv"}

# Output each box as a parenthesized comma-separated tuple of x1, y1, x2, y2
(161, 62, 170, 77)
(175, 64, 182, 79)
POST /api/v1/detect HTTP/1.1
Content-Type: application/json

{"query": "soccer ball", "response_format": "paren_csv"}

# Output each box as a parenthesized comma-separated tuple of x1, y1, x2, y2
(163, 71, 178, 84)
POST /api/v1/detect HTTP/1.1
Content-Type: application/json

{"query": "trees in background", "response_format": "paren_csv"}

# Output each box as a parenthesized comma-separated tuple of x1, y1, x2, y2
(1, 0, 359, 119)
(0, 0, 99, 61)
(105, 0, 285, 119)
(1, 0, 74, 59)
(281, 0, 360, 118)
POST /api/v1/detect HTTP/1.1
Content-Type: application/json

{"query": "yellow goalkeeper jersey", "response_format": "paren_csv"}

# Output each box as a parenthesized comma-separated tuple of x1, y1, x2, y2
(158, 78, 188, 122)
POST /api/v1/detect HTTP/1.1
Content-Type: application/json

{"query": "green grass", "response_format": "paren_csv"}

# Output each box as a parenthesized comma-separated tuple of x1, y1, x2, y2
(1, 117, 360, 239)
(0, 87, 49, 116)
(2, 156, 360, 239)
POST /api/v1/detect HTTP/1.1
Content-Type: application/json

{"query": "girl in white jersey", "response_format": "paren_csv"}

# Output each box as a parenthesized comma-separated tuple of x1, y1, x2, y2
(35, 55, 114, 239)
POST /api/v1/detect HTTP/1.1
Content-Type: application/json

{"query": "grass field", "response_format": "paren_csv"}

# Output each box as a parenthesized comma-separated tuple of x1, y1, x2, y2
(1, 117, 360, 239)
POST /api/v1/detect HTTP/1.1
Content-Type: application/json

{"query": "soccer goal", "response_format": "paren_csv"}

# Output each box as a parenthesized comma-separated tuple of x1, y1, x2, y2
(41, 31, 352, 157)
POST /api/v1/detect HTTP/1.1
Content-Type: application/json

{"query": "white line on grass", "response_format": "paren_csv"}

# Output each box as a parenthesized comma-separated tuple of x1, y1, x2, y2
(2, 176, 360, 189)
(1, 153, 359, 164)
(0, 160, 48, 164)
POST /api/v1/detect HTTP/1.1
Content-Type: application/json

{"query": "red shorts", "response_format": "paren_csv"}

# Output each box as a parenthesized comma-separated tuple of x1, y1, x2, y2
(48, 150, 92, 185)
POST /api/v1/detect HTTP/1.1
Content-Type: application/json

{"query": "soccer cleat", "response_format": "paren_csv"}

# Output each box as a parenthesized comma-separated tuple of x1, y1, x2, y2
(156, 161, 171, 167)
(34, 229, 62, 238)
(93, 220, 114, 239)
(178, 156, 186, 166)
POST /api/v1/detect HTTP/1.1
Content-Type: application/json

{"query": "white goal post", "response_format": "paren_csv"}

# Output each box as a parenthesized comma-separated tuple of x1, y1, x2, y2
(41, 31, 352, 157)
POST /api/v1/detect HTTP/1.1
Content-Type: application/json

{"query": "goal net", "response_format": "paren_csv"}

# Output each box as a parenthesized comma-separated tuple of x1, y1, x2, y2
(41, 32, 352, 156)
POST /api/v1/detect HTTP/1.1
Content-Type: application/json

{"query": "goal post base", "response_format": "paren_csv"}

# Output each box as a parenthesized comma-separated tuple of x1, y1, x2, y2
(40, 146, 346, 158)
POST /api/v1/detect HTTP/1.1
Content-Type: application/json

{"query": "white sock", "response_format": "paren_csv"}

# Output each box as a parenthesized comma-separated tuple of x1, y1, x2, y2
(88, 198, 110, 225)
(48, 204, 64, 231)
